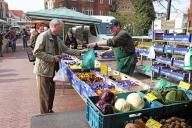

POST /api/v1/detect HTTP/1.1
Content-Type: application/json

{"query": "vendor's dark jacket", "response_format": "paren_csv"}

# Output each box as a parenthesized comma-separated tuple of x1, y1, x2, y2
(33, 29, 81, 77)
(107, 29, 138, 64)
(64, 37, 77, 49)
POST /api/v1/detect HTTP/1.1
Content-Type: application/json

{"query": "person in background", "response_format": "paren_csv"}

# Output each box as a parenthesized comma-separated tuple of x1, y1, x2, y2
(3, 27, 17, 52)
(21, 29, 29, 50)
(87, 19, 138, 76)
(33, 19, 86, 114)
(29, 29, 37, 45)
(0, 32, 3, 57)
(64, 30, 77, 49)
(30, 24, 44, 50)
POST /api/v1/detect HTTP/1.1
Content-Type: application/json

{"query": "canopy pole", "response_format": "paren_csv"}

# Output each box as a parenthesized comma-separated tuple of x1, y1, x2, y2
(63, 21, 65, 41)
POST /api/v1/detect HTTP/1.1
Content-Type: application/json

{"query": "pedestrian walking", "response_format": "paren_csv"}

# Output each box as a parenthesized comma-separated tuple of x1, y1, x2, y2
(21, 29, 29, 50)
(0, 32, 3, 57)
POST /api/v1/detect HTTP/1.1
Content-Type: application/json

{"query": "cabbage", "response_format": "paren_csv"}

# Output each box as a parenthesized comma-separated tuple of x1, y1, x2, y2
(126, 93, 144, 110)
(114, 98, 130, 112)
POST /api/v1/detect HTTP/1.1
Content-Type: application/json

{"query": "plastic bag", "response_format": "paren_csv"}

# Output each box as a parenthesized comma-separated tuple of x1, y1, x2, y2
(155, 79, 167, 88)
(53, 68, 69, 82)
(142, 66, 151, 72)
(147, 46, 155, 59)
(82, 49, 95, 70)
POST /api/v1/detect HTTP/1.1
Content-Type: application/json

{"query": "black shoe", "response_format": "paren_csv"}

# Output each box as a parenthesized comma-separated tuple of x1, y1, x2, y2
(49, 110, 54, 113)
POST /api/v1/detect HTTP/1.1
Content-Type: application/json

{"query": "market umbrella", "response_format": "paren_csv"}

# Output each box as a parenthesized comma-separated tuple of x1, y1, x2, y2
(0, 19, 10, 25)
(26, 7, 102, 25)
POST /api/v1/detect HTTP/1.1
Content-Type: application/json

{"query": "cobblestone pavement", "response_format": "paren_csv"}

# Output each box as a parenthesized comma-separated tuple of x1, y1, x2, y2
(0, 39, 85, 128)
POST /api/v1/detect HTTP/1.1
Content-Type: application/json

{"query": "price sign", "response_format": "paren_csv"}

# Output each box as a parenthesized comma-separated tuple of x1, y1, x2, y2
(100, 63, 108, 76)
(144, 93, 157, 101)
(146, 119, 162, 128)
(108, 67, 112, 71)
(113, 70, 120, 75)
(179, 81, 190, 90)
(95, 61, 100, 68)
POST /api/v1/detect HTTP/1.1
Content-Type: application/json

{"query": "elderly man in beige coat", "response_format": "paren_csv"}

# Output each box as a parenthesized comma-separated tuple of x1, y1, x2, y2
(33, 19, 85, 114)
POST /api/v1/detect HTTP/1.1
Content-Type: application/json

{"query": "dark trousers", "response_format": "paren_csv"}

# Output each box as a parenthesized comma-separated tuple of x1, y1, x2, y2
(37, 75, 55, 114)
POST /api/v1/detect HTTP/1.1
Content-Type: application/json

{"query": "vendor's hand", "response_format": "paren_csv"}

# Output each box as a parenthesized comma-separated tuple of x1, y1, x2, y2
(54, 55, 61, 62)
(87, 42, 96, 48)
(100, 51, 106, 57)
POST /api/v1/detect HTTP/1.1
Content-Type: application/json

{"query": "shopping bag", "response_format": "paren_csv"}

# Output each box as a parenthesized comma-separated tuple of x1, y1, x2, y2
(82, 49, 95, 70)
(147, 46, 155, 59)
(53, 68, 69, 82)
(155, 79, 167, 88)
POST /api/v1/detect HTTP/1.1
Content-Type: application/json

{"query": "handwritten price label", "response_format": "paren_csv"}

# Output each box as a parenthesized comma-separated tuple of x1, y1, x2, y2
(146, 119, 162, 128)
(108, 67, 112, 71)
(95, 61, 100, 68)
(144, 93, 157, 101)
(179, 81, 190, 90)
(100, 63, 108, 76)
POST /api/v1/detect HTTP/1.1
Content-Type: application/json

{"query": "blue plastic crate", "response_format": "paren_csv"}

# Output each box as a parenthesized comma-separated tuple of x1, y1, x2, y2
(172, 59, 184, 68)
(71, 74, 81, 94)
(164, 45, 173, 54)
(160, 57, 173, 66)
(86, 92, 163, 128)
(154, 45, 164, 52)
(156, 56, 161, 62)
(160, 68, 171, 77)
(81, 82, 97, 100)
(169, 71, 187, 81)
(138, 87, 191, 117)
(151, 66, 160, 73)
(173, 48, 189, 55)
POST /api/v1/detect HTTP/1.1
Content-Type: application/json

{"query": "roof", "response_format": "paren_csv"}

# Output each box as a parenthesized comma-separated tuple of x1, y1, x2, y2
(27, 7, 102, 25)
(4, 2, 9, 15)
(10, 10, 24, 17)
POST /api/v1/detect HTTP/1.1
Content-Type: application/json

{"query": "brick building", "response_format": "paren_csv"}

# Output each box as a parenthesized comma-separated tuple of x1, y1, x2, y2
(188, 0, 192, 30)
(44, 0, 135, 15)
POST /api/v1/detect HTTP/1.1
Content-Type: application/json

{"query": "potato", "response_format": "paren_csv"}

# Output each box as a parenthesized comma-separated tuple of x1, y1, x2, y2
(171, 122, 176, 126)
(174, 125, 180, 128)
(166, 119, 172, 123)
(171, 117, 176, 121)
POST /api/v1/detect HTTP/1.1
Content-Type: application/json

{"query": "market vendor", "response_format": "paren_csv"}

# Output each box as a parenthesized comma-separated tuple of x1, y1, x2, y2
(87, 19, 138, 76)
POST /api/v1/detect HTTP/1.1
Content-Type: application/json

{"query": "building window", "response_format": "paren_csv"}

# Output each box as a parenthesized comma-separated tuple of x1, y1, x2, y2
(86, 8, 93, 15)
(71, 7, 76, 10)
(99, 10, 103, 15)
(82, 8, 84, 13)
(87, 0, 93, 2)
(100, 0, 103, 4)
(109, 0, 112, 5)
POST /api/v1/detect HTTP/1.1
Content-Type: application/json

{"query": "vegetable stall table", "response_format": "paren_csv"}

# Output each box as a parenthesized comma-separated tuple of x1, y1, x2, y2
(31, 109, 90, 128)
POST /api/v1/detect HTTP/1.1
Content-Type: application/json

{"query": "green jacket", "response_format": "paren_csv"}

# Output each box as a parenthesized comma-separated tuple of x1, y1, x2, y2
(107, 29, 137, 64)
(33, 29, 81, 77)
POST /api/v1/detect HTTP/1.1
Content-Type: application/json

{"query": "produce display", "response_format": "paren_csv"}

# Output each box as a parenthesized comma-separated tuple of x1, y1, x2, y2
(159, 117, 192, 128)
(146, 88, 189, 104)
(95, 90, 115, 114)
(75, 72, 103, 83)
(135, 44, 150, 50)
(114, 93, 144, 113)
(116, 81, 145, 91)
(89, 82, 114, 91)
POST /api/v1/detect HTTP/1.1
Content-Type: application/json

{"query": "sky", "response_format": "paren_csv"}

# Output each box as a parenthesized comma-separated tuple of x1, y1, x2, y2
(4, 0, 191, 14)
(4, 0, 44, 13)
(153, 0, 190, 14)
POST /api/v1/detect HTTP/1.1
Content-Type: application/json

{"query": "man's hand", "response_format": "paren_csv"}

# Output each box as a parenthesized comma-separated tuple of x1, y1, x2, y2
(80, 49, 88, 54)
(54, 55, 61, 62)
(87, 42, 96, 48)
